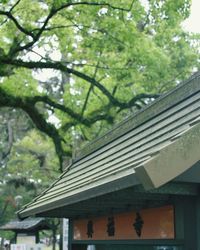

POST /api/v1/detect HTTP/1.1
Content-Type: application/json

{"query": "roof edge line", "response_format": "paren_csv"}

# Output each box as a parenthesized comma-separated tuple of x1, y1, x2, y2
(74, 71, 200, 162)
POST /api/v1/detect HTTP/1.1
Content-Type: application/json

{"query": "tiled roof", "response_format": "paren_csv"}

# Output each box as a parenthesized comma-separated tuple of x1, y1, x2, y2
(18, 72, 200, 219)
(0, 218, 50, 231)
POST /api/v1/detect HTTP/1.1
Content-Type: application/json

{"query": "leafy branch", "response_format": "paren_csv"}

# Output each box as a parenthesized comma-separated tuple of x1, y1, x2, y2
(0, 10, 34, 38)
(52, 1, 135, 14)
(1, 57, 160, 109)
(0, 0, 134, 55)
(0, 86, 116, 171)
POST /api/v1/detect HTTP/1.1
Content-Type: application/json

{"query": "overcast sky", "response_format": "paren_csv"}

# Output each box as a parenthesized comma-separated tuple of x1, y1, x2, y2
(183, 0, 200, 33)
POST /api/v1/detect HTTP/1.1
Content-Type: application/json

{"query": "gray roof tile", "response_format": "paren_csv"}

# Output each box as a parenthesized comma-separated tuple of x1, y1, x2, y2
(18, 71, 200, 219)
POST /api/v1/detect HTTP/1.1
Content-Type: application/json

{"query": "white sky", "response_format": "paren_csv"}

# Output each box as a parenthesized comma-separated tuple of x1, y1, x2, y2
(183, 0, 200, 33)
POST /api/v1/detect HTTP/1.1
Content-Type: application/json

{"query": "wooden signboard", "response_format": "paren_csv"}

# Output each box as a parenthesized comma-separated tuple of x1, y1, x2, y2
(73, 205, 174, 240)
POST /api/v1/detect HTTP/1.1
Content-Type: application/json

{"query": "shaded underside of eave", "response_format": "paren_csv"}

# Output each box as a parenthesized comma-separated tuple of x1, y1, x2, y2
(18, 173, 140, 219)
(21, 182, 199, 220)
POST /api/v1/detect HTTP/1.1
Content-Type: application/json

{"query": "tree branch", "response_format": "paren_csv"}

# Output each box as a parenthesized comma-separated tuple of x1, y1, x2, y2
(1, 57, 120, 104)
(2, 1, 134, 55)
(0, 87, 69, 172)
(53, 1, 135, 14)
(31, 24, 77, 32)
(1, 120, 13, 162)
(0, 10, 34, 38)
(9, 0, 22, 12)
(0, 86, 115, 170)
(1, 57, 160, 109)
(126, 93, 160, 108)
(67, 19, 125, 46)
(81, 59, 100, 116)
(30, 95, 113, 125)
(30, 95, 87, 124)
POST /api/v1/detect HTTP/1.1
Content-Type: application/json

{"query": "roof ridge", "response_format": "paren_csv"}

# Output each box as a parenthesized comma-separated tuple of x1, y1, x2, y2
(73, 71, 200, 162)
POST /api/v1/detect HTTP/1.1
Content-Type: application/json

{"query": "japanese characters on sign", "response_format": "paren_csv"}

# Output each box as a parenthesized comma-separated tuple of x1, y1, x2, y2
(73, 205, 174, 241)
(133, 212, 144, 237)
(107, 216, 115, 237)
(87, 220, 94, 238)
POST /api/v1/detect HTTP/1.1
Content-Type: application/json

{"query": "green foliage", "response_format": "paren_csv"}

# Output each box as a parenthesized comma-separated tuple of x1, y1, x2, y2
(0, 0, 199, 228)
(7, 130, 59, 188)
(1, 68, 38, 96)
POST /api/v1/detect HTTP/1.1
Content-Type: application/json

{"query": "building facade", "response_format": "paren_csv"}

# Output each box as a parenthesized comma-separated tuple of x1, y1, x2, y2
(18, 72, 200, 250)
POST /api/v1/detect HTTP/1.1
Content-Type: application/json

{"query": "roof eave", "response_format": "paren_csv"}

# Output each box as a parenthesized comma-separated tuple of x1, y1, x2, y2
(18, 173, 140, 219)
(136, 121, 200, 190)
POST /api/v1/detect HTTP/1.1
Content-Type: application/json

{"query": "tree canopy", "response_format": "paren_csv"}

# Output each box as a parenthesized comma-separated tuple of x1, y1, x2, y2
(0, 1, 199, 221)
(0, 0, 199, 169)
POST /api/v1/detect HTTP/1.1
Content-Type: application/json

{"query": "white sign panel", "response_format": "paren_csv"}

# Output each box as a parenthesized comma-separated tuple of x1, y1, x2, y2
(11, 244, 26, 250)
(63, 218, 69, 250)
(11, 244, 43, 250)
